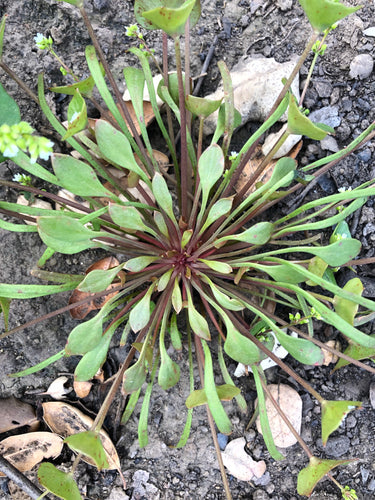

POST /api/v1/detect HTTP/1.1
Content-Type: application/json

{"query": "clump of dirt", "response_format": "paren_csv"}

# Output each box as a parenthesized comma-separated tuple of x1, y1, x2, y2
(1, 1, 375, 499)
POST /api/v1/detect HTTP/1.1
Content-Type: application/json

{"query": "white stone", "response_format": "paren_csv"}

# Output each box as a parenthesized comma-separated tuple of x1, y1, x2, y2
(349, 54, 374, 80)
(222, 437, 266, 481)
(262, 124, 302, 159)
(204, 56, 300, 135)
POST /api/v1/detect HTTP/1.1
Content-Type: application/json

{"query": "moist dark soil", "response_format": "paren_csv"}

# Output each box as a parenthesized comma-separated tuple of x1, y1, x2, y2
(1, 0, 375, 499)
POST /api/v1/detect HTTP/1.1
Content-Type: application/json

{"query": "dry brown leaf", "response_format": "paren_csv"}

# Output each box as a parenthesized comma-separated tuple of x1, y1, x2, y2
(256, 384, 302, 448)
(73, 380, 93, 398)
(0, 397, 39, 434)
(42, 401, 120, 470)
(235, 141, 302, 197)
(322, 340, 341, 366)
(0, 432, 63, 476)
(69, 257, 121, 319)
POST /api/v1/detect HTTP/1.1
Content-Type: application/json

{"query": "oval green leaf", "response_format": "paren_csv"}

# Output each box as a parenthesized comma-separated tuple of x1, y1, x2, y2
(298, 0, 361, 33)
(64, 431, 109, 470)
(38, 462, 82, 500)
(321, 399, 362, 446)
(65, 313, 103, 356)
(287, 94, 328, 140)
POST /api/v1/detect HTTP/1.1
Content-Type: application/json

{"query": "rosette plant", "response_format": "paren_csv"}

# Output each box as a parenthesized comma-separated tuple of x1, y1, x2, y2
(1, 0, 375, 498)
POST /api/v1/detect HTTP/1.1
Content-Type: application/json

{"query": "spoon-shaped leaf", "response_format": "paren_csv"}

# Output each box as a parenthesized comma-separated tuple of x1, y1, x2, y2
(287, 94, 328, 140)
(185, 94, 222, 118)
(185, 384, 240, 408)
(78, 263, 124, 293)
(64, 431, 109, 470)
(297, 456, 356, 497)
(52, 154, 110, 197)
(198, 144, 224, 210)
(273, 329, 324, 365)
(109, 204, 157, 236)
(152, 172, 176, 221)
(123, 357, 147, 394)
(38, 463, 82, 500)
(65, 313, 103, 356)
(124, 256, 158, 272)
(333, 338, 375, 371)
(215, 221, 274, 247)
(224, 324, 260, 365)
(62, 89, 87, 140)
(141, 0, 197, 36)
(298, 0, 361, 33)
(95, 119, 149, 184)
(321, 400, 362, 446)
(129, 284, 156, 332)
(334, 277, 363, 325)
(158, 326, 180, 390)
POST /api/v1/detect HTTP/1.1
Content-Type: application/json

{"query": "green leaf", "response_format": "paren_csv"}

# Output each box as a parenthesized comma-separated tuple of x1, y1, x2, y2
(64, 432, 109, 470)
(158, 269, 173, 291)
(330, 220, 351, 243)
(158, 325, 180, 390)
(121, 387, 142, 424)
(185, 94, 222, 118)
(202, 340, 232, 434)
(252, 366, 284, 461)
(212, 104, 242, 144)
(10, 349, 65, 378)
(200, 197, 233, 233)
(333, 338, 375, 371)
(129, 284, 156, 332)
(334, 278, 363, 325)
(273, 328, 324, 365)
(124, 255, 158, 272)
(297, 456, 355, 496)
(169, 312, 182, 350)
(198, 259, 232, 274)
(321, 400, 362, 446)
(62, 89, 87, 140)
(185, 384, 240, 408)
(135, 0, 201, 31)
(56, 0, 83, 5)
(172, 278, 182, 313)
(306, 256, 328, 286)
(269, 157, 297, 186)
(198, 144, 224, 209)
(304, 238, 361, 266)
(109, 204, 154, 235)
(215, 222, 274, 247)
(187, 294, 210, 340)
(52, 154, 111, 197)
(298, 0, 361, 33)
(0, 15, 7, 60)
(224, 324, 260, 365)
(78, 264, 124, 293)
(287, 94, 328, 140)
(38, 463, 82, 500)
(65, 313, 103, 355)
(50, 71, 102, 98)
(141, 0, 197, 36)
(200, 276, 244, 311)
(74, 329, 112, 381)
(218, 340, 247, 412)
(37, 215, 101, 254)
(138, 355, 159, 447)
(249, 262, 306, 284)
(0, 82, 21, 127)
(95, 119, 149, 184)
(123, 357, 147, 394)
(152, 172, 175, 221)
(181, 229, 193, 248)
(0, 281, 78, 299)
(0, 296, 11, 330)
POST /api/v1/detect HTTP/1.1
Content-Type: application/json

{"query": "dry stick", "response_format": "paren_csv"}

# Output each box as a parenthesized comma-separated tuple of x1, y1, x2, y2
(0, 454, 49, 499)
(193, 36, 218, 97)
(193, 334, 233, 500)
(0, 61, 39, 105)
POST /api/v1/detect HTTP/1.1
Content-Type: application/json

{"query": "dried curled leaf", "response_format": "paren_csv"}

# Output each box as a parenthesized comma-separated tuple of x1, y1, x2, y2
(0, 396, 39, 433)
(0, 432, 63, 476)
(42, 401, 120, 470)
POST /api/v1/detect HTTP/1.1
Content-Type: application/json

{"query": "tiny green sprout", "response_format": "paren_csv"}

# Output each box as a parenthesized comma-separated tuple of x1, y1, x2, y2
(312, 40, 327, 56)
(125, 24, 142, 38)
(60, 66, 68, 76)
(310, 307, 322, 321)
(12, 173, 32, 186)
(34, 33, 53, 50)
(341, 486, 358, 500)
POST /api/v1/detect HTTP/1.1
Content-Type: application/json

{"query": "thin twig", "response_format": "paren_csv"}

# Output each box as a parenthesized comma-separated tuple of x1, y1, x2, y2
(0, 454, 49, 499)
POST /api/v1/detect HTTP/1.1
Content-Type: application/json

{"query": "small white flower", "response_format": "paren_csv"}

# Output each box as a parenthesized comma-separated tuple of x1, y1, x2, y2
(3, 144, 19, 158)
(12, 173, 23, 182)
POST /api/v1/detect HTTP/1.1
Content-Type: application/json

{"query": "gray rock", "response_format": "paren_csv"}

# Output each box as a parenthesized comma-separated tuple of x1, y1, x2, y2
(320, 135, 339, 152)
(320, 436, 351, 458)
(276, 0, 293, 11)
(309, 106, 341, 128)
(315, 81, 333, 98)
(349, 54, 374, 80)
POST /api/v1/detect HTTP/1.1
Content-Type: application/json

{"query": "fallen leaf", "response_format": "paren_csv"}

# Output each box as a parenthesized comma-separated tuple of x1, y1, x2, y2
(0, 397, 39, 433)
(0, 432, 63, 476)
(42, 401, 120, 470)
(322, 340, 341, 366)
(40, 376, 72, 400)
(235, 141, 302, 197)
(73, 380, 93, 398)
(221, 437, 266, 481)
(69, 257, 121, 319)
(256, 384, 302, 448)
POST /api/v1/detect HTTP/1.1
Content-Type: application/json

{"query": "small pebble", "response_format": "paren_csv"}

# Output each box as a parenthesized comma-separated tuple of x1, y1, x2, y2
(309, 106, 341, 128)
(319, 436, 350, 458)
(217, 433, 229, 450)
(349, 54, 374, 80)
(357, 148, 371, 162)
